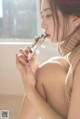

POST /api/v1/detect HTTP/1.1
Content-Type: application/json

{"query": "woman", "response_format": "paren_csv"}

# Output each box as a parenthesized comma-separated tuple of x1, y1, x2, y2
(16, 0, 80, 119)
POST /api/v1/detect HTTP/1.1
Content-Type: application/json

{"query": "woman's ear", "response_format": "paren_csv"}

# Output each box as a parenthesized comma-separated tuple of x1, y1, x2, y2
(68, 16, 80, 34)
(71, 16, 80, 27)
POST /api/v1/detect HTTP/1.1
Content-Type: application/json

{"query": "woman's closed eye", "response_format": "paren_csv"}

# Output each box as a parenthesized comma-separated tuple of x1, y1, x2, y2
(46, 14, 53, 18)
(41, 14, 53, 19)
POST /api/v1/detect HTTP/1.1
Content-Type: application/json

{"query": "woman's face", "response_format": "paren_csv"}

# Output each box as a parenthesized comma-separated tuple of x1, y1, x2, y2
(40, 0, 65, 43)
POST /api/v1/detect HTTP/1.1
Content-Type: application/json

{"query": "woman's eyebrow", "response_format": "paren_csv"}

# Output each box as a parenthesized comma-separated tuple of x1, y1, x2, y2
(40, 8, 51, 14)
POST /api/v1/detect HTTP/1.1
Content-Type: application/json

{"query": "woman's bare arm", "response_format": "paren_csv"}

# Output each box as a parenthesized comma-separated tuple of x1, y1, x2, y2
(27, 88, 64, 119)
(19, 95, 40, 119)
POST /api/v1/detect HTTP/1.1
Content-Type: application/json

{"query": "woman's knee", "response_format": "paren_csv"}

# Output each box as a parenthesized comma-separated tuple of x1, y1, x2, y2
(35, 62, 66, 101)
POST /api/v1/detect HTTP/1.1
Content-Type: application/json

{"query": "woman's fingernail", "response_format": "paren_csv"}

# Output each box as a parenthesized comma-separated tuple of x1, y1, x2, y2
(29, 49, 32, 53)
(25, 59, 29, 63)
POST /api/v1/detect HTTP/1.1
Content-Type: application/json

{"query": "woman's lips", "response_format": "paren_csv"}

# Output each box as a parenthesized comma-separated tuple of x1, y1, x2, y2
(46, 34, 50, 37)
(46, 34, 51, 39)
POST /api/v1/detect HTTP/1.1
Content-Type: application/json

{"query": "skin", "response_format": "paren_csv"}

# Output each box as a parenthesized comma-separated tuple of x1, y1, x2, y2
(16, 0, 80, 119)
(40, 0, 65, 42)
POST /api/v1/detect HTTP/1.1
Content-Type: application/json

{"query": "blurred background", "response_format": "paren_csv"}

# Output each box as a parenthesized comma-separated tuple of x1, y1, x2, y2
(0, 0, 38, 42)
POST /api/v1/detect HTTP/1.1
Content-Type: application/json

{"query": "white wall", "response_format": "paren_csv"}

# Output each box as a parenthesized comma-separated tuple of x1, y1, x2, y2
(0, 42, 59, 96)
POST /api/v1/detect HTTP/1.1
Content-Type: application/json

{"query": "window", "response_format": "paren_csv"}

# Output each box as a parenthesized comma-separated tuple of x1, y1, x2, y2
(0, 0, 3, 17)
(0, 0, 38, 42)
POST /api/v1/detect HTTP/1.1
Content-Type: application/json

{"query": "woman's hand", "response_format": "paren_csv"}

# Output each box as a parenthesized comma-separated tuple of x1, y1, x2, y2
(16, 47, 39, 95)
(17, 47, 40, 73)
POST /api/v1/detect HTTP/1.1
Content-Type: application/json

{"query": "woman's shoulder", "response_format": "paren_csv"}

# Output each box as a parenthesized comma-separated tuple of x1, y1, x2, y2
(36, 56, 68, 77)
(35, 56, 67, 85)
(40, 56, 68, 70)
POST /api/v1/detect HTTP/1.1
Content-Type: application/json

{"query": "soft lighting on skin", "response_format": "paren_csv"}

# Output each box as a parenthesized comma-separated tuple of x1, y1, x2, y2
(38, 117, 42, 119)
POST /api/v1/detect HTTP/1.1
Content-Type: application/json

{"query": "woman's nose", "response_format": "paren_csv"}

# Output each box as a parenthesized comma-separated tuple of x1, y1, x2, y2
(41, 19, 47, 30)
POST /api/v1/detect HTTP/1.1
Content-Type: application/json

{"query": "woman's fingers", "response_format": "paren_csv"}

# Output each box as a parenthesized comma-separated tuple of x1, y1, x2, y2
(18, 47, 33, 62)
(25, 46, 32, 54)
(16, 46, 39, 73)
(18, 53, 27, 65)
(16, 51, 37, 91)
(16, 53, 27, 74)
(18, 48, 32, 64)
(19, 48, 28, 59)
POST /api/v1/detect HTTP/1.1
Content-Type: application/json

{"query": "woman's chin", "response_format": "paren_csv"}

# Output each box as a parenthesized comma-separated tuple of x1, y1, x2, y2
(46, 35, 57, 43)
(50, 37, 57, 43)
